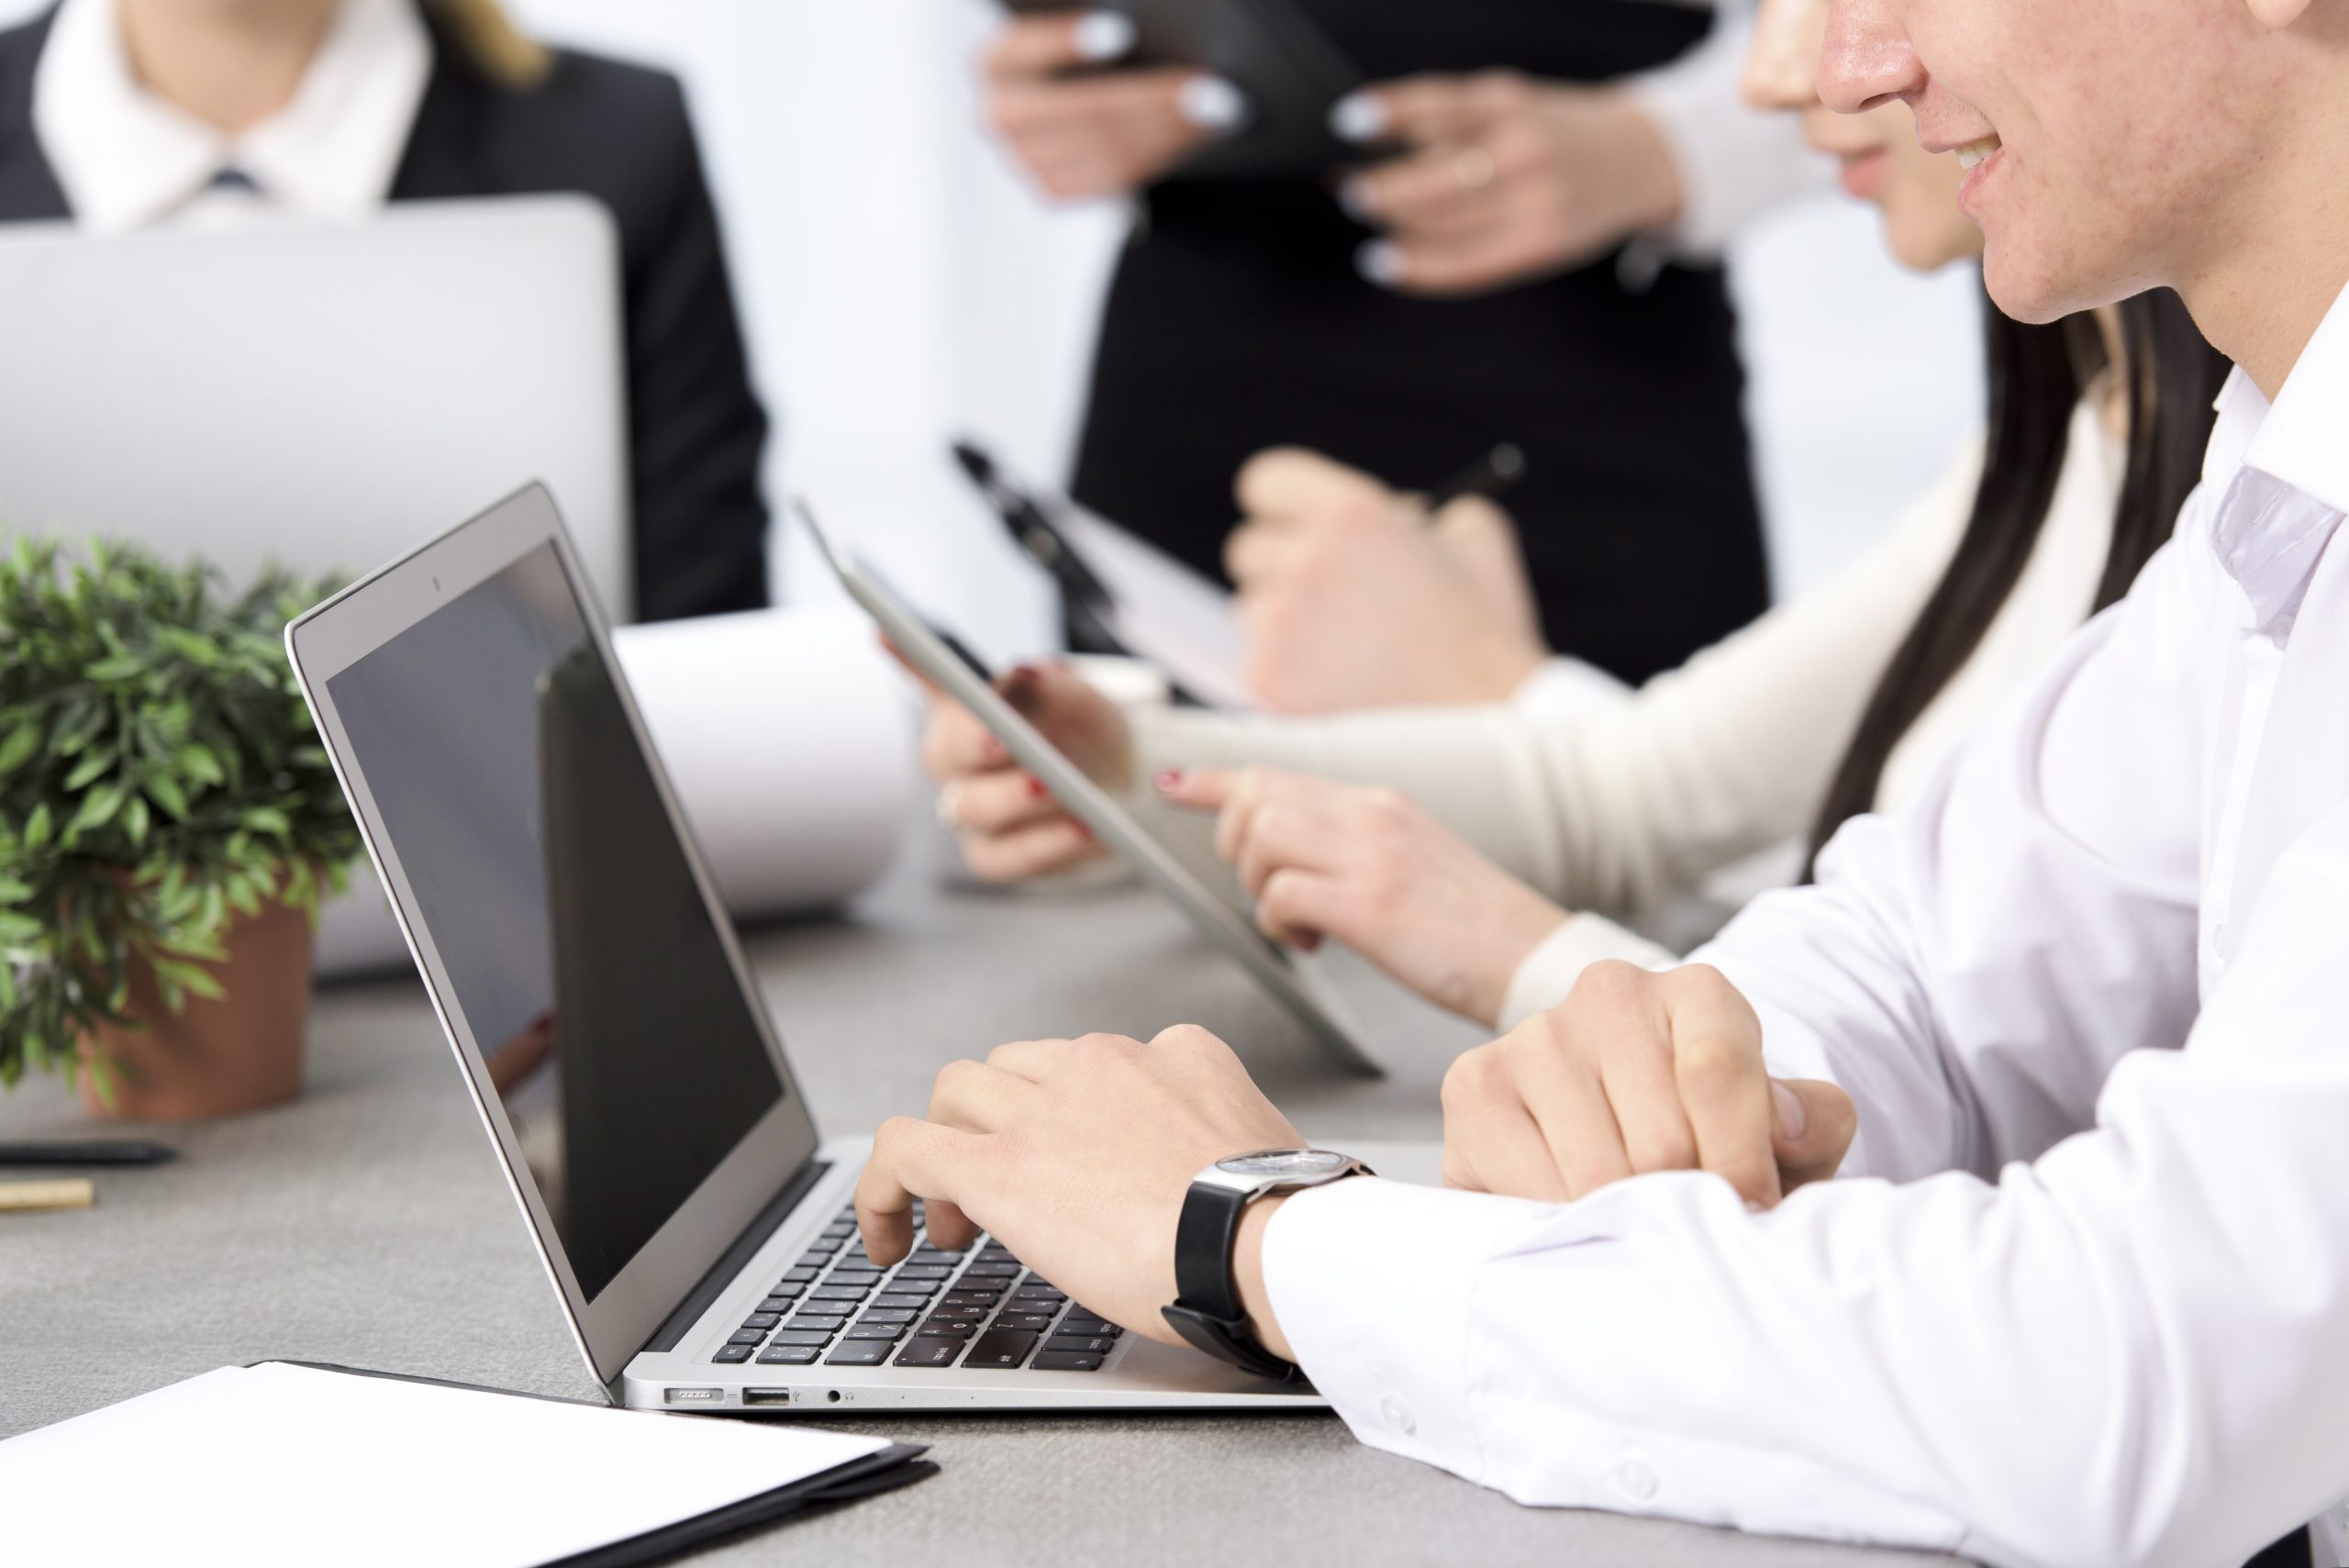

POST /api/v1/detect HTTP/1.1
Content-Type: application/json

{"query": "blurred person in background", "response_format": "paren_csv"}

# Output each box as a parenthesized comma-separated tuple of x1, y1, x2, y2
(982, 3, 1822, 693)
(0, 0, 769, 621)
(920, 0, 2232, 1031)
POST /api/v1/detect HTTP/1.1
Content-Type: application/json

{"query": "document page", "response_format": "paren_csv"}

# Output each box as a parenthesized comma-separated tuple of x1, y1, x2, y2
(1052, 506, 1260, 710)
(3, 1362, 893, 1568)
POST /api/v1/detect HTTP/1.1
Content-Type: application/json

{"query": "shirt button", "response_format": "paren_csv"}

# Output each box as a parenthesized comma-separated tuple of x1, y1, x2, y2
(1378, 1394, 1417, 1436)
(1613, 1456, 1659, 1501)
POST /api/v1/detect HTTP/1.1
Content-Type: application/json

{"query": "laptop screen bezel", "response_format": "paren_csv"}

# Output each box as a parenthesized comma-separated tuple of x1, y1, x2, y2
(286, 484, 821, 1388)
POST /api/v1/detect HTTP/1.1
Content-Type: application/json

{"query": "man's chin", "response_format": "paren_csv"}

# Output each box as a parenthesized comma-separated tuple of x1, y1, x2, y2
(1982, 244, 2108, 328)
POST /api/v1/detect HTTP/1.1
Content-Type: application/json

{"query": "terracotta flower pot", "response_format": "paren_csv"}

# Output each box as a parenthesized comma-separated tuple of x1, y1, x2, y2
(78, 898, 317, 1122)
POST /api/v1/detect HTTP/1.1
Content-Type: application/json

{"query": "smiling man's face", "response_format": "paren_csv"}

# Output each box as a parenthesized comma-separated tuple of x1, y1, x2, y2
(1817, 0, 2290, 323)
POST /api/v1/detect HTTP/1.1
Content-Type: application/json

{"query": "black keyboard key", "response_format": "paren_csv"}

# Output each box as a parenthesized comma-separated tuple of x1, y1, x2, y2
(756, 1344, 822, 1365)
(918, 1318, 977, 1339)
(798, 1241, 841, 1262)
(881, 1278, 941, 1296)
(858, 1307, 920, 1323)
(770, 1329, 837, 1347)
(845, 1321, 908, 1341)
(1032, 1351, 1105, 1372)
(712, 1344, 754, 1363)
(810, 1283, 871, 1301)
(944, 1291, 1005, 1310)
(727, 1329, 766, 1347)
(926, 1304, 988, 1322)
(895, 1337, 963, 1368)
(1011, 1295, 1066, 1312)
(963, 1329, 1040, 1368)
(873, 1294, 934, 1314)
(781, 1266, 821, 1284)
(826, 1341, 894, 1366)
(787, 1313, 850, 1331)
(759, 1290, 802, 1309)
(1047, 1335, 1118, 1355)
(962, 1262, 1019, 1279)
(829, 1265, 883, 1283)
(1059, 1318, 1119, 1338)
(740, 1313, 782, 1331)
(994, 1312, 1057, 1334)
(894, 1264, 952, 1280)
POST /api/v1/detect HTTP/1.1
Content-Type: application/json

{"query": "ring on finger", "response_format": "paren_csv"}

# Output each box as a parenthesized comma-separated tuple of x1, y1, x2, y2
(935, 781, 967, 830)
(1453, 144, 1498, 194)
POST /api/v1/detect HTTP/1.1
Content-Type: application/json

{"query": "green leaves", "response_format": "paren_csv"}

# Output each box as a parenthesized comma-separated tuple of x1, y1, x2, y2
(0, 720, 39, 779)
(0, 534, 360, 1095)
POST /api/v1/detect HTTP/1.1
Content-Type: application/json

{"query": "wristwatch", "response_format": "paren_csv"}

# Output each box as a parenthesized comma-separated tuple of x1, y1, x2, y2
(1163, 1148, 1373, 1381)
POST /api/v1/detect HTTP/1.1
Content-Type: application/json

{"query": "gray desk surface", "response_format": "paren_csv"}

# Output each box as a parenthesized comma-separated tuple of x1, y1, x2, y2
(0, 828, 1966, 1568)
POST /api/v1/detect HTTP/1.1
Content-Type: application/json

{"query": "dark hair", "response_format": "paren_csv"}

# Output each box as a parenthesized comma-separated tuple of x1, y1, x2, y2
(1802, 285, 2232, 873)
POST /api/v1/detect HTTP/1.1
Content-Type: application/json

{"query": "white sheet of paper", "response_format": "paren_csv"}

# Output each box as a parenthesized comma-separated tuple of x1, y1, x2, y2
(3, 1362, 892, 1568)
(315, 605, 917, 976)
(1050, 506, 1259, 711)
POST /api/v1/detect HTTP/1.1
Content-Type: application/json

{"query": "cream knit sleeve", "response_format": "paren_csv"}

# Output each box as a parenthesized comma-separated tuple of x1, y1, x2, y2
(1119, 437, 1985, 916)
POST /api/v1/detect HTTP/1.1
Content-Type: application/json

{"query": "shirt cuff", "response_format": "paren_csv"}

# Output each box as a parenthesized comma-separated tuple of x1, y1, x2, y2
(1264, 1176, 1555, 1482)
(1508, 656, 1632, 721)
(1622, 12, 1834, 259)
(1499, 915, 1679, 1031)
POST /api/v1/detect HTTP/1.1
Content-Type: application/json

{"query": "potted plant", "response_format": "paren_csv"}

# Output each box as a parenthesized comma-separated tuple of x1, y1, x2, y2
(0, 538, 362, 1120)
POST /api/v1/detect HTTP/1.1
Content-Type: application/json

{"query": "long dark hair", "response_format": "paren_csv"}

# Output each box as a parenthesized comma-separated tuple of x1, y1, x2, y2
(1802, 286, 2231, 873)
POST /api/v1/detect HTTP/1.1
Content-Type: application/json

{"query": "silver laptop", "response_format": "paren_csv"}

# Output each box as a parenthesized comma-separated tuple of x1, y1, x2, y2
(798, 501, 1386, 1079)
(287, 483, 1437, 1414)
(0, 196, 632, 617)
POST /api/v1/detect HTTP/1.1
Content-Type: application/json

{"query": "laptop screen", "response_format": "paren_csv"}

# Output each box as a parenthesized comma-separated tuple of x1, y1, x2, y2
(326, 540, 786, 1301)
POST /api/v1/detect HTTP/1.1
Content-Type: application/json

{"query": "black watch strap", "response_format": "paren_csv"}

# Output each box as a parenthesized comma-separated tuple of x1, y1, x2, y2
(1160, 1174, 1303, 1383)
(1173, 1176, 1250, 1321)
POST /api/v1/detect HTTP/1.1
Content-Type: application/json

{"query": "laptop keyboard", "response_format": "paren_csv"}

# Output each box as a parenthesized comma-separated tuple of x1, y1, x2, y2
(709, 1201, 1124, 1373)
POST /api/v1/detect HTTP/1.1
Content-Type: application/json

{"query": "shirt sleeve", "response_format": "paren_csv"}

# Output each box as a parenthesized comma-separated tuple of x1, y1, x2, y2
(1125, 438, 1980, 916)
(1269, 817, 2340, 1568)
(1262, 496, 2261, 1568)
(1621, 6, 1835, 259)
(1698, 515, 2210, 1182)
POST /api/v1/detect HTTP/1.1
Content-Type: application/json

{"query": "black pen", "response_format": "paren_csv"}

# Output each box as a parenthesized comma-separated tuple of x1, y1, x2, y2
(0, 1139, 178, 1167)
(952, 440, 1117, 617)
(1426, 442, 1529, 517)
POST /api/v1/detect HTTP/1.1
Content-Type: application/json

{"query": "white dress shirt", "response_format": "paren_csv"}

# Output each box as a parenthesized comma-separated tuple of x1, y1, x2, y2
(31, 0, 429, 233)
(1264, 276, 2349, 1566)
(1119, 397, 2122, 1029)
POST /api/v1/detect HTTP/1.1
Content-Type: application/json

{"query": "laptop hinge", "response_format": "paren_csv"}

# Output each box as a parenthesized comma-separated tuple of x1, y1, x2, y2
(641, 1158, 832, 1356)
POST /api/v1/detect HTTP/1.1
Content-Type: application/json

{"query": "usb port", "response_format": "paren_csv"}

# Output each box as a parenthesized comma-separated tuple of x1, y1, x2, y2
(741, 1387, 796, 1407)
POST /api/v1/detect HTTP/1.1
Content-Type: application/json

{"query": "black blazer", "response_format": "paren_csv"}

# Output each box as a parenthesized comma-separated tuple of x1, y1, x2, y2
(0, 5, 771, 622)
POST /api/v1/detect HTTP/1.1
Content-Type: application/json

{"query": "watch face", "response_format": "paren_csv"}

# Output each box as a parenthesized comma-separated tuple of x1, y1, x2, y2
(1217, 1149, 1350, 1180)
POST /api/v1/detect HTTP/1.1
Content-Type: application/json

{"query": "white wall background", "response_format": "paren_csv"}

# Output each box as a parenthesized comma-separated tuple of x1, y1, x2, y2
(1, 0, 1986, 653)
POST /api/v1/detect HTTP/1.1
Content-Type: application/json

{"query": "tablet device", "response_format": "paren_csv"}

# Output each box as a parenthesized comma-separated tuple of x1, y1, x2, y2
(1002, 0, 1367, 180)
(798, 500, 1383, 1077)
